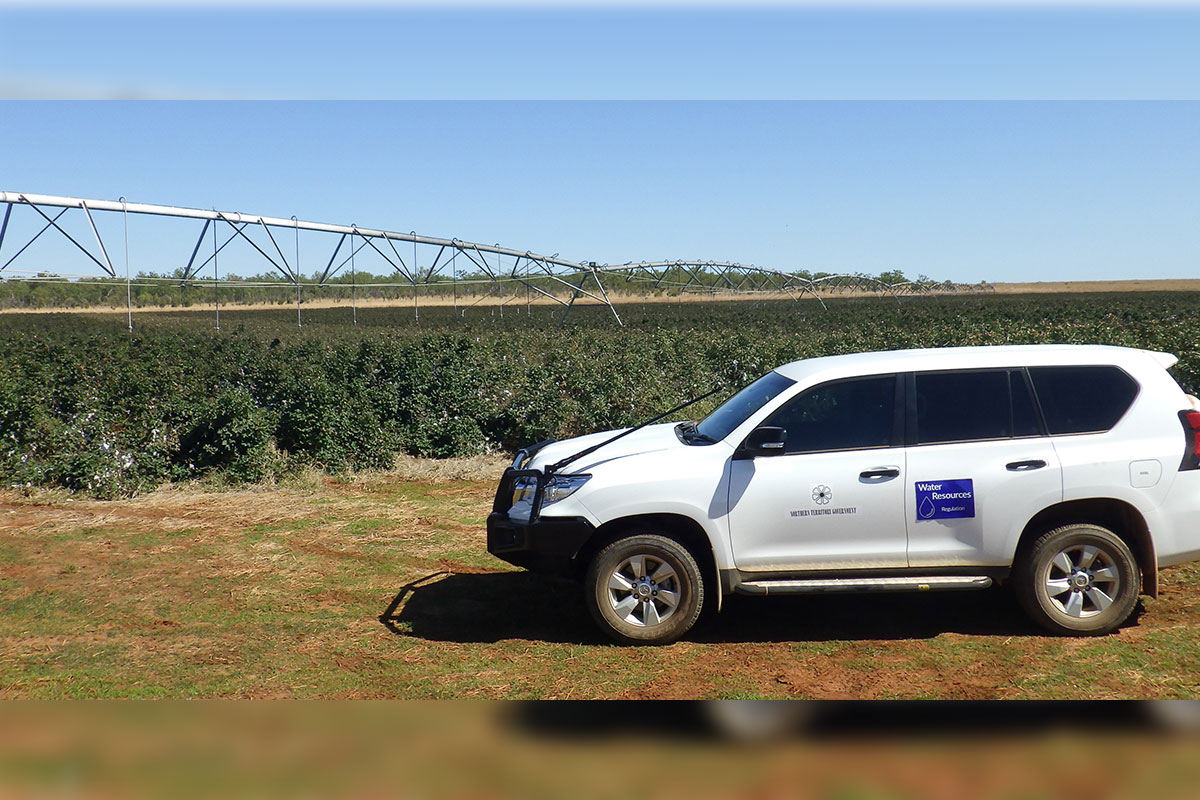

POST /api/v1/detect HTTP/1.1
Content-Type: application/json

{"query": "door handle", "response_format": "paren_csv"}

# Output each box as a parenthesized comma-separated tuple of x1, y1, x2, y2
(1006, 459, 1047, 471)
(860, 466, 900, 480)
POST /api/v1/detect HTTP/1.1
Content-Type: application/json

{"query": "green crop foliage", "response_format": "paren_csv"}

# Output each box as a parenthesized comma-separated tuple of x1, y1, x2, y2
(2, 292, 1198, 497)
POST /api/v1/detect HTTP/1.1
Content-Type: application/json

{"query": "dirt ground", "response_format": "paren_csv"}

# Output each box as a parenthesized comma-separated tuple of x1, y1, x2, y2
(7, 277, 1199, 316)
(2, 701, 1200, 800)
(991, 278, 1200, 294)
(2, 463, 1198, 700)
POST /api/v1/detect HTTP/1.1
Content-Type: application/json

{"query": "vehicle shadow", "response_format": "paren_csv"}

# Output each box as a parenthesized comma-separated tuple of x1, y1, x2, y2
(693, 589, 1043, 642)
(379, 570, 605, 645)
(508, 700, 1158, 741)
(381, 571, 1138, 644)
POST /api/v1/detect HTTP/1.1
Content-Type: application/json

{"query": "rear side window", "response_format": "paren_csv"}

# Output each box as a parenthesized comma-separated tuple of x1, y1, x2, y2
(915, 371, 1010, 444)
(913, 369, 1046, 444)
(765, 375, 897, 453)
(1029, 366, 1139, 434)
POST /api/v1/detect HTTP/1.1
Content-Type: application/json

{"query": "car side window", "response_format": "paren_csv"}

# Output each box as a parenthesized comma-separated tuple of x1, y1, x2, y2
(1029, 365, 1139, 434)
(915, 370, 1011, 444)
(764, 375, 897, 454)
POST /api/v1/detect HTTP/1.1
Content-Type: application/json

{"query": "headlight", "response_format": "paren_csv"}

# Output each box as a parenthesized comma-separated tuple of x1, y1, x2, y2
(542, 474, 591, 505)
(511, 473, 591, 509)
(512, 476, 538, 507)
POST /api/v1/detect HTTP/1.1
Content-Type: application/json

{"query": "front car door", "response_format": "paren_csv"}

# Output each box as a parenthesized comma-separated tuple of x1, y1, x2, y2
(728, 374, 910, 571)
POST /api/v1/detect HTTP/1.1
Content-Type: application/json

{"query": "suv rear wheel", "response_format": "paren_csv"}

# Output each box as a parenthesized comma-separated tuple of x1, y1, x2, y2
(585, 533, 704, 645)
(1016, 523, 1139, 635)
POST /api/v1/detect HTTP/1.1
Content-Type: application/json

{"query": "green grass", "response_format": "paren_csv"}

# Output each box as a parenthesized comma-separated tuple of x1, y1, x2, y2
(4, 470, 1200, 700)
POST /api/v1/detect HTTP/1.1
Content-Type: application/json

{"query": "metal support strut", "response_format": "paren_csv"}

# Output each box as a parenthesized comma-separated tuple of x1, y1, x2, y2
(0, 190, 987, 330)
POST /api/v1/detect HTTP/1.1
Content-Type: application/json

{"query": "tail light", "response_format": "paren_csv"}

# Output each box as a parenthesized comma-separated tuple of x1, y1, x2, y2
(1179, 410, 1200, 470)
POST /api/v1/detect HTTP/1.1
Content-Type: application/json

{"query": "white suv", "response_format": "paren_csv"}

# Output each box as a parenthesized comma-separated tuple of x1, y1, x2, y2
(487, 345, 1200, 645)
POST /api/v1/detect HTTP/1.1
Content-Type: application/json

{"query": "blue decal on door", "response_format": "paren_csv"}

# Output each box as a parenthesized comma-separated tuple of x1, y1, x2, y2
(915, 479, 975, 520)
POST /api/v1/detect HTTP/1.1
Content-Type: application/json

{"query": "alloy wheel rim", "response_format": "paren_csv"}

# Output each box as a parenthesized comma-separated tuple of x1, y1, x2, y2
(606, 554, 682, 627)
(1044, 543, 1121, 619)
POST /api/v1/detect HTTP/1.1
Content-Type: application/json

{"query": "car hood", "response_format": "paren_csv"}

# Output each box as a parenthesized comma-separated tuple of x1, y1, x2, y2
(529, 421, 702, 473)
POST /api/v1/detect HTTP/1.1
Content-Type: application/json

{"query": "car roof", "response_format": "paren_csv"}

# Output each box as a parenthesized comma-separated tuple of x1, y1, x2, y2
(773, 344, 1176, 384)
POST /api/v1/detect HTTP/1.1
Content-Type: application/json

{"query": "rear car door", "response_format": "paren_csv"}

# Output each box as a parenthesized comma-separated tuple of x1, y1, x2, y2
(728, 373, 910, 571)
(903, 369, 1063, 567)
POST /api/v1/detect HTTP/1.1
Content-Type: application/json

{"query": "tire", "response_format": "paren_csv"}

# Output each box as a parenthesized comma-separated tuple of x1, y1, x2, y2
(585, 533, 705, 645)
(1015, 523, 1140, 635)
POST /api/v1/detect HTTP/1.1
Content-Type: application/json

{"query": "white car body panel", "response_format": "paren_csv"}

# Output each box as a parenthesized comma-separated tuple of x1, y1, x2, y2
(905, 436, 1063, 567)
(728, 447, 909, 570)
(521, 423, 738, 568)
(521, 345, 1200, 577)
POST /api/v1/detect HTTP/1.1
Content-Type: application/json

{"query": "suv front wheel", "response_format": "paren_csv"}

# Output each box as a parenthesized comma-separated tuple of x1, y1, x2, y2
(1016, 523, 1140, 635)
(585, 533, 705, 645)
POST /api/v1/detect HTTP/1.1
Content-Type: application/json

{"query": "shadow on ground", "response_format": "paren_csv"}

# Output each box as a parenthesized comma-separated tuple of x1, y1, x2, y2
(379, 571, 1125, 644)
(695, 589, 1047, 642)
(379, 570, 602, 645)
(507, 700, 1161, 741)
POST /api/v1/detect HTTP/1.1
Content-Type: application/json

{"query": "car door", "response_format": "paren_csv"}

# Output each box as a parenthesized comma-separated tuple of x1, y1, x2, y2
(728, 373, 910, 571)
(903, 368, 1063, 567)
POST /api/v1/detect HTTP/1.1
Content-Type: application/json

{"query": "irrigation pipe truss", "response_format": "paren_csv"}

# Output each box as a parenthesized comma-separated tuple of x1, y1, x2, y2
(0, 191, 992, 328)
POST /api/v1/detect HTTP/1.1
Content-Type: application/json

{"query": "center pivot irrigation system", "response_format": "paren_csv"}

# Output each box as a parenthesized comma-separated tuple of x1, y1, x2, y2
(0, 191, 991, 328)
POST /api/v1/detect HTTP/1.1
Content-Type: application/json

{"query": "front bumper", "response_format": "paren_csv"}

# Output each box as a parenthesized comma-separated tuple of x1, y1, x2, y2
(487, 445, 595, 574)
(486, 511, 595, 573)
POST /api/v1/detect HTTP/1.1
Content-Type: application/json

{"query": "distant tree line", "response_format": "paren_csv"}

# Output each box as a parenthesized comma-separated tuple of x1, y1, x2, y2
(0, 267, 945, 309)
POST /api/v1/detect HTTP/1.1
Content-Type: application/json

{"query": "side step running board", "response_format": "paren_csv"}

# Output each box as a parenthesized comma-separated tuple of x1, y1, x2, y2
(734, 575, 993, 596)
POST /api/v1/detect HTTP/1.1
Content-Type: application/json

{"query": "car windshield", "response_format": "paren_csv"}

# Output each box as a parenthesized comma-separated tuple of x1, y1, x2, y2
(694, 371, 796, 442)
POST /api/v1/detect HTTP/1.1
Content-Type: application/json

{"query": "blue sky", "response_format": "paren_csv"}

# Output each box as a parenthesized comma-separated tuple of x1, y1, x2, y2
(0, 5, 1197, 284)
(2, 101, 1197, 283)
(2, 5, 1199, 100)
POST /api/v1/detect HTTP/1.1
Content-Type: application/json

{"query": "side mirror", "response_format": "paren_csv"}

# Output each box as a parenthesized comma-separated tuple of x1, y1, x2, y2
(735, 426, 787, 459)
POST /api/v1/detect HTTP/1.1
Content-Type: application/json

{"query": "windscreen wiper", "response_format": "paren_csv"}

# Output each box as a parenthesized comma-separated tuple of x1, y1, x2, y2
(678, 421, 718, 443)
(546, 387, 721, 475)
